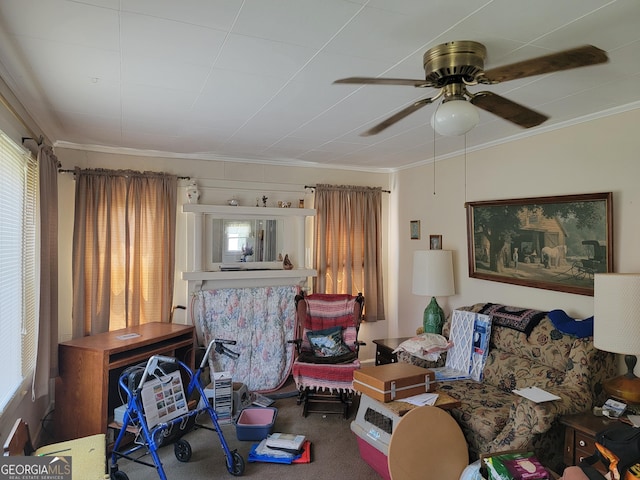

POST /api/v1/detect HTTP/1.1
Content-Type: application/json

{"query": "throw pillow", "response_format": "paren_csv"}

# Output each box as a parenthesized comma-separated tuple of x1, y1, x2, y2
(296, 350, 357, 365)
(548, 309, 594, 338)
(306, 326, 352, 358)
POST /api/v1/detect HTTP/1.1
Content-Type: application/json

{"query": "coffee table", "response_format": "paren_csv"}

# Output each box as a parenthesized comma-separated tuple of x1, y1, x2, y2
(383, 390, 461, 417)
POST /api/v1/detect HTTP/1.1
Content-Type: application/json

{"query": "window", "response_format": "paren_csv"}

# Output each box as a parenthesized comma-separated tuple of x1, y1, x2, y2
(314, 184, 385, 320)
(0, 132, 38, 413)
(72, 170, 177, 334)
(225, 221, 252, 253)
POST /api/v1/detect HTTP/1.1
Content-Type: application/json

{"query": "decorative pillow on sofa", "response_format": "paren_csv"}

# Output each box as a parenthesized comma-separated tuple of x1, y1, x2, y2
(306, 326, 352, 358)
(392, 333, 452, 361)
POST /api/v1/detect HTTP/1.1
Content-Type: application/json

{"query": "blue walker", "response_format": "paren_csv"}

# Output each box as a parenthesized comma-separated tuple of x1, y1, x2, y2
(109, 339, 245, 479)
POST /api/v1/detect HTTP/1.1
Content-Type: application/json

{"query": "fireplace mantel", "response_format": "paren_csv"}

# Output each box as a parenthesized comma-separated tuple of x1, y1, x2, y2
(182, 204, 316, 290)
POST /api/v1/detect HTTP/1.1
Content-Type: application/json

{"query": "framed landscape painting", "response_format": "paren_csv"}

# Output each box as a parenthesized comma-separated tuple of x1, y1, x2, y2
(465, 192, 613, 296)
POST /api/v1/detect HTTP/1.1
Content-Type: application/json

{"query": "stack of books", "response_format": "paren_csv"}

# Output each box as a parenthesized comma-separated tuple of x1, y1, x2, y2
(482, 451, 550, 480)
(248, 433, 311, 464)
(265, 433, 306, 453)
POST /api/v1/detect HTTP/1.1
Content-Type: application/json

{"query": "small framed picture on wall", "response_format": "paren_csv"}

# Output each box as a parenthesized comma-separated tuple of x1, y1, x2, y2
(430, 234, 442, 250)
(410, 220, 420, 240)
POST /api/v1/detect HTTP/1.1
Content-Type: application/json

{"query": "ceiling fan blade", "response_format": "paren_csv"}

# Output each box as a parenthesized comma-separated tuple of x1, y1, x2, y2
(470, 91, 548, 128)
(362, 98, 435, 136)
(482, 45, 608, 83)
(334, 77, 433, 88)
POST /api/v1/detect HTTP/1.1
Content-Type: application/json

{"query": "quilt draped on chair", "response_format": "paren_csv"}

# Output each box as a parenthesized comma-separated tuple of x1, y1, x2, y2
(196, 286, 298, 392)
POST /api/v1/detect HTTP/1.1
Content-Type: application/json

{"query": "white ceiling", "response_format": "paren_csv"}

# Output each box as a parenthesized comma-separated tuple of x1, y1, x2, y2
(0, 0, 639, 171)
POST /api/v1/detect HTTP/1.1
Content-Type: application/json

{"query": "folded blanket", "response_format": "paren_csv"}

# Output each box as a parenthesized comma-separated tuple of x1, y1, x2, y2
(548, 309, 593, 338)
(392, 333, 453, 361)
(479, 303, 547, 337)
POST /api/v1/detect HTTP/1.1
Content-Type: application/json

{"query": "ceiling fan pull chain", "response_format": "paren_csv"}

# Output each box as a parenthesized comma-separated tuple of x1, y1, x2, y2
(433, 123, 436, 196)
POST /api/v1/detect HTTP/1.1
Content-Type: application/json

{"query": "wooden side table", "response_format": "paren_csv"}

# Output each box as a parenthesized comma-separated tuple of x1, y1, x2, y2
(373, 337, 410, 365)
(560, 411, 618, 474)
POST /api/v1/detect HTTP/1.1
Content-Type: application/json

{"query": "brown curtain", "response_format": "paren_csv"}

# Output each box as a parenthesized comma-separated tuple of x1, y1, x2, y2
(72, 169, 177, 337)
(33, 145, 58, 399)
(314, 184, 385, 320)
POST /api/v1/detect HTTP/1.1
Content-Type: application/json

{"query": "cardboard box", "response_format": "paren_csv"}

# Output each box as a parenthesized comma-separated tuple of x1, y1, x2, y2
(353, 363, 435, 402)
(232, 382, 251, 416)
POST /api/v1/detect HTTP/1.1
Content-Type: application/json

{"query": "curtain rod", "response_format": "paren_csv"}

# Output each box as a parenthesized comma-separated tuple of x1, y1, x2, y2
(304, 184, 390, 193)
(0, 89, 44, 144)
(22, 135, 44, 146)
(57, 168, 190, 180)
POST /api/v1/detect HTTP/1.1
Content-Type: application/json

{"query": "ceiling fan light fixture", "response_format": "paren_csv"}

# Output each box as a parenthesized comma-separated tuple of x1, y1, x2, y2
(432, 99, 479, 136)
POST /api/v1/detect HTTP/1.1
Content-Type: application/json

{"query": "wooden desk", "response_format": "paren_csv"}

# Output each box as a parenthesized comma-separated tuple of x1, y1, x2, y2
(55, 322, 195, 442)
(373, 337, 411, 365)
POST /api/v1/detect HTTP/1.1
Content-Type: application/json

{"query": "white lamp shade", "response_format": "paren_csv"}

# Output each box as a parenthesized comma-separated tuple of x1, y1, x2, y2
(593, 273, 640, 355)
(412, 250, 455, 297)
(432, 100, 479, 136)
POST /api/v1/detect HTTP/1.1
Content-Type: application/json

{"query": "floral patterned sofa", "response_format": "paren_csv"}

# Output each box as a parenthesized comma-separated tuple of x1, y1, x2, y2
(396, 303, 616, 471)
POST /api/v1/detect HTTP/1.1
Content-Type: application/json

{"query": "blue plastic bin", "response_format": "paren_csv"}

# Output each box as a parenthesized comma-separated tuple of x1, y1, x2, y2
(235, 407, 277, 441)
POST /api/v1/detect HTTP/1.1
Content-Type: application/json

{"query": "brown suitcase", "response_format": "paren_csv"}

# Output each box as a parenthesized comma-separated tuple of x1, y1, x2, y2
(353, 363, 435, 402)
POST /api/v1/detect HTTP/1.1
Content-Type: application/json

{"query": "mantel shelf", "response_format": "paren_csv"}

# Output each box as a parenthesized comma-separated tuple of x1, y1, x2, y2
(183, 204, 315, 216)
(182, 268, 317, 281)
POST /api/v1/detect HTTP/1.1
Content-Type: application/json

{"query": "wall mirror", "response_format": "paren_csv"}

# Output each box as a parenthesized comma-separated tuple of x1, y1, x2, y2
(205, 216, 284, 269)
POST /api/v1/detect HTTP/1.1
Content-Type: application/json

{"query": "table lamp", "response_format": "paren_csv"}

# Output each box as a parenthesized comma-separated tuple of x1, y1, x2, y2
(593, 273, 640, 404)
(412, 250, 455, 334)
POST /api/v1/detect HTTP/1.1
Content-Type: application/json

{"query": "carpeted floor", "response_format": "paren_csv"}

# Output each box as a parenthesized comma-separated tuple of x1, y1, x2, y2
(109, 387, 382, 479)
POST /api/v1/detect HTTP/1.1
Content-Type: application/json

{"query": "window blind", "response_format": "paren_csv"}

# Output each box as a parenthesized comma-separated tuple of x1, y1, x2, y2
(0, 132, 37, 412)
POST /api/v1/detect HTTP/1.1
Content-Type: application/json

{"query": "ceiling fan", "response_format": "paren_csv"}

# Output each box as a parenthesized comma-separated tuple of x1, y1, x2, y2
(334, 41, 608, 136)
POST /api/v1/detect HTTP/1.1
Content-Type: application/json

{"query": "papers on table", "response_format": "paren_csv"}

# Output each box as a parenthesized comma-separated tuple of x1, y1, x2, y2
(512, 386, 561, 403)
(116, 333, 141, 340)
(626, 415, 640, 427)
(400, 392, 439, 407)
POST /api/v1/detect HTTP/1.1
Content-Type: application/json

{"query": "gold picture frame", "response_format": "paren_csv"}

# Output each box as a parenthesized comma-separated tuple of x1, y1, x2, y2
(465, 192, 613, 296)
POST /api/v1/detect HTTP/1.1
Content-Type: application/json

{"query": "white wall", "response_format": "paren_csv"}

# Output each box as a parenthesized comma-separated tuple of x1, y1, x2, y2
(393, 108, 640, 377)
(3, 100, 637, 447)
(55, 107, 640, 367)
(54, 148, 391, 362)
